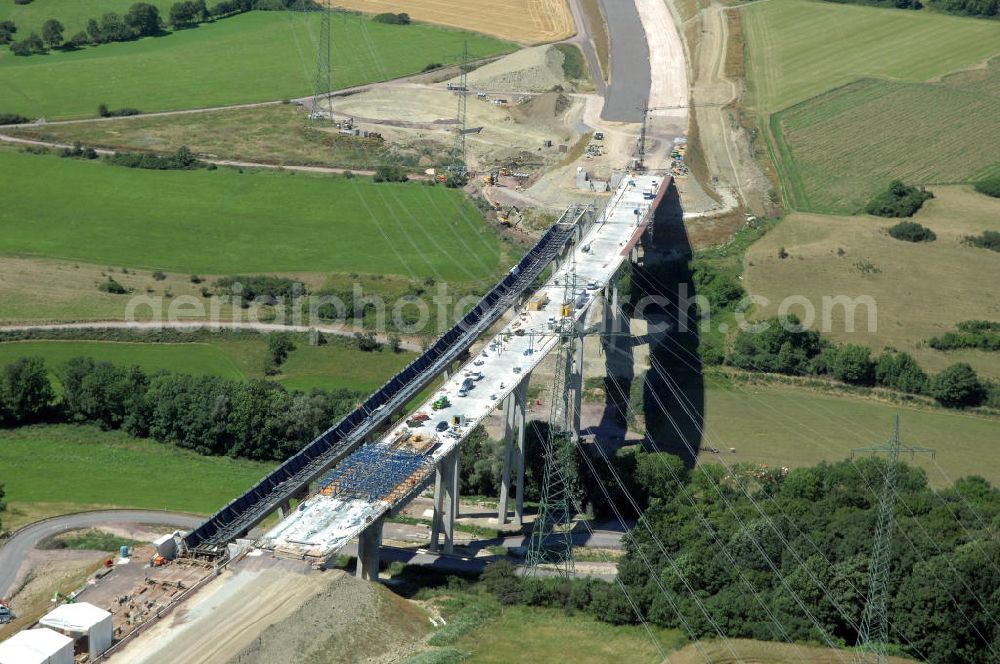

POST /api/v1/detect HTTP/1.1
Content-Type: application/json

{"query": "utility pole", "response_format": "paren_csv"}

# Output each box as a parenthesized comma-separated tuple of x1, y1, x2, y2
(851, 415, 935, 664)
(311, 0, 333, 124)
(450, 40, 470, 174)
(526, 268, 579, 577)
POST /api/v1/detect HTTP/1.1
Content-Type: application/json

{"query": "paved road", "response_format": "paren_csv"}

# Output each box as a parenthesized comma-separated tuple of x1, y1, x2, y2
(0, 511, 203, 599)
(599, 0, 651, 122)
(0, 321, 423, 353)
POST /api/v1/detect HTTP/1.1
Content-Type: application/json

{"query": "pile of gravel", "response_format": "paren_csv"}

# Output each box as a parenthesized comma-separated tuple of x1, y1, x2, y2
(460, 45, 566, 92)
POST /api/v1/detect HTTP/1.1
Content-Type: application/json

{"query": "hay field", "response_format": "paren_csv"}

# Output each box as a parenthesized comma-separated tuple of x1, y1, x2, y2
(669, 638, 918, 663)
(742, 0, 1000, 115)
(743, 186, 1000, 379)
(772, 72, 1000, 213)
(330, 0, 575, 44)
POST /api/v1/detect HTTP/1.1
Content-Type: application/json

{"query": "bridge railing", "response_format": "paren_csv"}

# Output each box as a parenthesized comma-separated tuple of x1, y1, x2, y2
(184, 207, 589, 553)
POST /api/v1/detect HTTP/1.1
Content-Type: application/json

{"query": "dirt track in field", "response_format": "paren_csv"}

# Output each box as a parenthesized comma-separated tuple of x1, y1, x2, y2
(330, 0, 575, 44)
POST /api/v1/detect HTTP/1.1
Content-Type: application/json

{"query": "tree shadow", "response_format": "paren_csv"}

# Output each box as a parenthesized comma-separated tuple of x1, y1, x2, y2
(637, 181, 705, 468)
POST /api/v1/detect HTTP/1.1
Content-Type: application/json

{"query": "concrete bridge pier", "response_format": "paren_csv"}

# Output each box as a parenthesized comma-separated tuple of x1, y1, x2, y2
(602, 281, 626, 361)
(277, 485, 310, 519)
(498, 374, 530, 526)
(429, 447, 461, 554)
(356, 515, 384, 581)
(569, 318, 585, 442)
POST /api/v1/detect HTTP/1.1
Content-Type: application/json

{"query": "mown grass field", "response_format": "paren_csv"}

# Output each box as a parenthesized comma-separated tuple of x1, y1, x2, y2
(0, 150, 501, 280)
(699, 373, 1000, 487)
(667, 638, 917, 664)
(0, 424, 272, 530)
(771, 69, 1000, 213)
(742, 186, 1000, 380)
(0, 11, 514, 119)
(742, 0, 1000, 115)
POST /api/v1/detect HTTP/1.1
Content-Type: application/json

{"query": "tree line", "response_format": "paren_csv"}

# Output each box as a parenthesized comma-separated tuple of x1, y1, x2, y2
(0, 354, 362, 461)
(826, 0, 999, 18)
(476, 456, 1000, 664)
(5, 0, 317, 57)
(728, 315, 998, 408)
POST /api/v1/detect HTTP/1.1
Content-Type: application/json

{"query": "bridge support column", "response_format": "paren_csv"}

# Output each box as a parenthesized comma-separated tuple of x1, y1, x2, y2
(498, 375, 529, 526)
(356, 516, 383, 582)
(429, 447, 460, 554)
(277, 499, 291, 519)
(603, 282, 625, 362)
(569, 319, 585, 442)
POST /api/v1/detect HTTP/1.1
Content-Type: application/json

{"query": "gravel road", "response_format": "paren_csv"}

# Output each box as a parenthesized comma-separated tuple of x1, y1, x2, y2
(0, 510, 203, 599)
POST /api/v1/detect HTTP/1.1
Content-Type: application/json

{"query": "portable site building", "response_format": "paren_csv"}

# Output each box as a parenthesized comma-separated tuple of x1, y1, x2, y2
(39, 602, 113, 660)
(0, 628, 74, 664)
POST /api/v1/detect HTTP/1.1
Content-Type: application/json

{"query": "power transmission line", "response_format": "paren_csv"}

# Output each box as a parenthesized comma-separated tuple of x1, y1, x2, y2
(311, 0, 333, 124)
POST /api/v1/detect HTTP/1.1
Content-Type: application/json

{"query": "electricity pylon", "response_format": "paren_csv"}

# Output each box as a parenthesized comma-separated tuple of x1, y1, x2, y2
(311, 0, 333, 123)
(526, 269, 580, 577)
(450, 41, 470, 174)
(851, 415, 935, 663)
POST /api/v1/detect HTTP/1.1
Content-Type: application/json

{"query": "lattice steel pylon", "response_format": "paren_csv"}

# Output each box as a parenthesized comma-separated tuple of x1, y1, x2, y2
(852, 415, 935, 664)
(311, 0, 333, 123)
(450, 41, 470, 174)
(526, 269, 579, 577)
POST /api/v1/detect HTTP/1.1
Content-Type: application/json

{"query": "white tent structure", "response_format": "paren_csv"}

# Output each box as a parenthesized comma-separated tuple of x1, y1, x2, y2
(39, 602, 113, 660)
(0, 628, 73, 664)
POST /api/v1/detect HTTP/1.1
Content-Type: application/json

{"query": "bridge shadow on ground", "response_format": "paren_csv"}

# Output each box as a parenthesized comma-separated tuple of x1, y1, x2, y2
(636, 182, 705, 468)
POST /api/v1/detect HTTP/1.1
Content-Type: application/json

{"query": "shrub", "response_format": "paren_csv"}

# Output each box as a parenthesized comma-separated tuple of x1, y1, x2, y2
(888, 220, 936, 243)
(0, 113, 32, 125)
(108, 146, 199, 170)
(373, 12, 411, 24)
(727, 315, 824, 376)
(830, 344, 876, 386)
(865, 180, 933, 218)
(98, 277, 130, 294)
(422, 62, 443, 72)
(374, 165, 408, 182)
(974, 176, 1000, 199)
(963, 231, 1000, 253)
(928, 321, 1000, 352)
(927, 363, 985, 408)
(215, 275, 302, 302)
(354, 331, 381, 352)
(875, 352, 927, 394)
(152, 270, 167, 281)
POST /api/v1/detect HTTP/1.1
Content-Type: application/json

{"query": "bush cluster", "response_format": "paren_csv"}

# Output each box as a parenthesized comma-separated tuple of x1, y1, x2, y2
(928, 320, 1000, 352)
(373, 12, 411, 24)
(865, 180, 933, 218)
(374, 165, 409, 183)
(974, 175, 1000, 199)
(214, 275, 303, 303)
(98, 104, 143, 118)
(887, 220, 936, 242)
(0, 355, 362, 461)
(107, 146, 200, 170)
(727, 316, 990, 407)
(963, 230, 1000, 252)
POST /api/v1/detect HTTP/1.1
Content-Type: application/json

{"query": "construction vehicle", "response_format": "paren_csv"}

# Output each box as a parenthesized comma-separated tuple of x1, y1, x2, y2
(527, 293, 549, 311)
(0, 600, 14, 625)
(483, 172, 498, 186)
(432, 396, 451, 410)
(499, 167, 510, 177)
(498, 205, 522, 227)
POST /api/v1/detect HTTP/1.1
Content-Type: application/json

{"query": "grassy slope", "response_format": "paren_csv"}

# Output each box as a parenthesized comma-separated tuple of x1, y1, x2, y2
(701, 375, 1000, 486)
(771, 68, 1000, 213)
(742, 0, 1000, 115)
(0, 424, 272, 529)
(0, 340, 246, 383)
(0, 151, 500, 279)
(0, 0, 176, 36)
(0, 11, 514, 119)
(451, 605, 684, 664)
(742, 186, 1000, 379)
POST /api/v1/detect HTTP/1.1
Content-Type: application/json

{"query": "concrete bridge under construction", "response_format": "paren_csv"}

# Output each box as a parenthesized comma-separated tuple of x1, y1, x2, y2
(182, 172, 671, 579)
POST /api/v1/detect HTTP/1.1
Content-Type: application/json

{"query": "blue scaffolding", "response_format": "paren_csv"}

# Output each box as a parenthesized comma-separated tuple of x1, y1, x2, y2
(317, 445, 432, 503)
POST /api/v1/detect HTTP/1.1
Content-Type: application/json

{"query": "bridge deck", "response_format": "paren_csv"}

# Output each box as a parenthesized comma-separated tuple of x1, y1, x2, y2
(260, 172, 669, 560)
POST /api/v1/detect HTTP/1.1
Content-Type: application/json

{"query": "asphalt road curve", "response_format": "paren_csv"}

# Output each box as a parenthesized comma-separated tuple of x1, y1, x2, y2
(0, 510, 203, 599)
(599, 0, 651, 122)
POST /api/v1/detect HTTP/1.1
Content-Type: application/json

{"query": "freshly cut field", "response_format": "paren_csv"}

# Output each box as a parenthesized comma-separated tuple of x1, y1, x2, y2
(0, 341, 246, 382)
(0, 11, 514, 119)
(772, 74, 1000, 213)
(700, 374, 1000, 487)
(668, 638, 917, 663)
(0, 150, 501, 280)
(742, 186, 1000, 380)
(329, 0, 574, 45)
(0, 425, 272, 530)
(742, 0, 1000, 115)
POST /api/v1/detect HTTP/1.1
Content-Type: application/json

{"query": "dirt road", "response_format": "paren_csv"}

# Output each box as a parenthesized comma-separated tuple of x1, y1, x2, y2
(0, 510, 202, 599)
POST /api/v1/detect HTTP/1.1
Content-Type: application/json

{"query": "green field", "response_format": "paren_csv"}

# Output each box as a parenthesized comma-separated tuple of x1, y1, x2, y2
(698, 373, 1000, 487)
(0, 424, 272, 530)
(0, 340, 246, 383)
(0, 0, 177, 37)
(0, 150, 500, 280)
(0, 11, 514, 119)
(772, 71, 1000, 213)
(742, 0, 1000, 115)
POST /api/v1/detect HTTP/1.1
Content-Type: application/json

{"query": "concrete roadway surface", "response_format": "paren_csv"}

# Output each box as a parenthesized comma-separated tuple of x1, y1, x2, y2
(0, 510, 203, 599)
(598, 0, 652, 122)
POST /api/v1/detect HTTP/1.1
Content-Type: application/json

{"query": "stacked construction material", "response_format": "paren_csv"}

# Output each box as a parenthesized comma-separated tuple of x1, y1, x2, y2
(317, 444, 431, 503)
